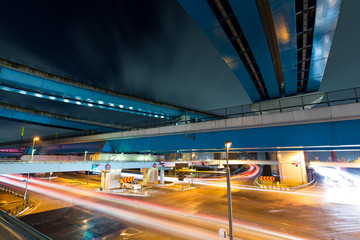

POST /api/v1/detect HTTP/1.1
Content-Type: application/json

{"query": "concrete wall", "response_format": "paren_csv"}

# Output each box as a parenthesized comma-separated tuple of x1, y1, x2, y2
(142, 168, 158, 184)
(101, 169, 122, 190)
(46, 103, 360, 145)
(21, 154, 84, 161)
(92, 153, 162, 161)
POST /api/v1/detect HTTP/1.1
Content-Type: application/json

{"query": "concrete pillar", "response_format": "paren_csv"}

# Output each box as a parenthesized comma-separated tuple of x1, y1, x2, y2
(160, 168, 164, 184)
(142, 168, 159, 184)
(101, 168, 122, 190)
(278, 151, 307, 186)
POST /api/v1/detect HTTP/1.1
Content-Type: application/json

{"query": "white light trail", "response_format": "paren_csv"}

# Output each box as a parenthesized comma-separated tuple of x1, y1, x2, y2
(1, 175, 307, 240)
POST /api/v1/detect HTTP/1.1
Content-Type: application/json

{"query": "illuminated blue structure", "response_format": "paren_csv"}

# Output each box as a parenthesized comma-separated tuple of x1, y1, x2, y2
(178, 0, 342, 101)
(0, 65, 210, 120)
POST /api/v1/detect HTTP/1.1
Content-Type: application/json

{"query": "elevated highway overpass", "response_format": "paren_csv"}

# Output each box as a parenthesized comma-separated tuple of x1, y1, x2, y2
(1, 159, 359, 176)
(37, 102, 360, 152)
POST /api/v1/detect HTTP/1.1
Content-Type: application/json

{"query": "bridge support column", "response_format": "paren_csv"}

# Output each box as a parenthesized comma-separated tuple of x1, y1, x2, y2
(142, 168, 158, 184)
(278, 151, 307, 186)
(160, 168, 164, 184)
(101, 169, 122, 190)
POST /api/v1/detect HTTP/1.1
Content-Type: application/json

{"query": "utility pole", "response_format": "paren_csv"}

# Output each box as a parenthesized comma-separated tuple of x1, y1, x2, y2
(225, 141, 234, 240)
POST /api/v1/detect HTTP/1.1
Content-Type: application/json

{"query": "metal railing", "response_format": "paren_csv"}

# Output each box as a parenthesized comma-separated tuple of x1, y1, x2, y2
(49, 87, 360, 136)
(0, 209, 51, 240)
(1, 86, 360, 147)
(209, 87, 360, 118)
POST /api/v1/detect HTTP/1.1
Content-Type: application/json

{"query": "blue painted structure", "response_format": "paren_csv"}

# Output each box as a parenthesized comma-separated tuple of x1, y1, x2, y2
(0, 66, 207, 120)
(105, 119, 360, 152)
(228, 0, 279, 99)
(307, 0, 342, 92)
(0, 105, 116, 132)
(179, 0, 342, 100)
(38, 141, 105, 154)
(269, 0, 298, 96)
(178, 0, 265, 102)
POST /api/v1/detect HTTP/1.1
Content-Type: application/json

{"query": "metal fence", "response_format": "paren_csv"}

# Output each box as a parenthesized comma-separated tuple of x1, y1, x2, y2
(0, 184, 30, 216)
(2, 87, 360, 146)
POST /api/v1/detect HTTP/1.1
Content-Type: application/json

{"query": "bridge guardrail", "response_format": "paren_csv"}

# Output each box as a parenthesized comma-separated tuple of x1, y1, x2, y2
(0, 209, 51, 240)
(1, 86, 360, 148)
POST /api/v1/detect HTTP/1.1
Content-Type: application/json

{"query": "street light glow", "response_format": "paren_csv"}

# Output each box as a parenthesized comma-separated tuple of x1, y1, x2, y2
(225, 141, 232, 149)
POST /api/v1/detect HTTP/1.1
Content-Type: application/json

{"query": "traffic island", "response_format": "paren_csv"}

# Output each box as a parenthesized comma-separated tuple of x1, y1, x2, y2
(157, 182, 197, 191)
(97, 187, 149, 197)
(0, 185, 32, 217)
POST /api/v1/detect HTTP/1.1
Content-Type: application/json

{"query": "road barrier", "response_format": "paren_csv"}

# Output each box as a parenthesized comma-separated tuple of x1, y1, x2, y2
(261, 176, 275, 181)
(0, 209, 51, 240)
(121, 176, 135, 183)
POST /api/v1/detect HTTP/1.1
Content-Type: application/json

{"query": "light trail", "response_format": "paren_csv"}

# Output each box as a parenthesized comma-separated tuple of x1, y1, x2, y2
(121, 169, 320, 197)
(0, 175, 216, 240)
(193, 164, 260, 181)
(0, 175, 307, 240)
(313, 167, 360, 206)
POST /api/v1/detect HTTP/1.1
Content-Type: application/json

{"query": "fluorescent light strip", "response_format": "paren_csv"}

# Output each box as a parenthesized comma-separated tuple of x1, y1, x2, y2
(0, 85, 175, 119)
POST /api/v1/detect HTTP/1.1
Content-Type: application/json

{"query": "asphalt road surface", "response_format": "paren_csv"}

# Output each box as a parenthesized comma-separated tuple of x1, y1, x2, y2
(1, 170, 360, 239)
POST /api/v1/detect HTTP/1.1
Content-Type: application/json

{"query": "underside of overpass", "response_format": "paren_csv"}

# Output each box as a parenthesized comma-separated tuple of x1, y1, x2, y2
(0, 0, 343, 144)
(3, 102, 357, 155)
(179, 0, 342, 101)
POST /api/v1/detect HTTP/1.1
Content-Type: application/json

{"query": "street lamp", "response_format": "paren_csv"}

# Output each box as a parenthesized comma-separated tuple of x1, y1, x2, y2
(30, 136, 39, 161)
(224, 140, 234, 240)
(24, 136, 39, 201)
(84, 151, 88, 162)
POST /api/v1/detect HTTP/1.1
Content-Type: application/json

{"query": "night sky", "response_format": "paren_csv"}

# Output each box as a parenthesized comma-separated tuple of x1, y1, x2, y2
(0, 0, 358, 143)
(0, 0, 248, 110)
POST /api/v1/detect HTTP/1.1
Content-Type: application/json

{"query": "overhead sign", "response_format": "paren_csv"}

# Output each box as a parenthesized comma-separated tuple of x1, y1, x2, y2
(153, 163, 157, 168)
(261, 176, 275, 181)
(121, 177, 135, 183)
(92, 164, 101, 171)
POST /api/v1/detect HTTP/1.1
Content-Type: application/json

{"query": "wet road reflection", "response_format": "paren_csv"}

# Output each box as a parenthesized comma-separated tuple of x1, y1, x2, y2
(1, 168, 360, 239)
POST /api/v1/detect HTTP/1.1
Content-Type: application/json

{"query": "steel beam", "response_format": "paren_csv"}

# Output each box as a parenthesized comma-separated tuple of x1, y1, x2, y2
(0, 102, 122, 131)
(0, 161, 161, 174)
(0, 58, 217, 119)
